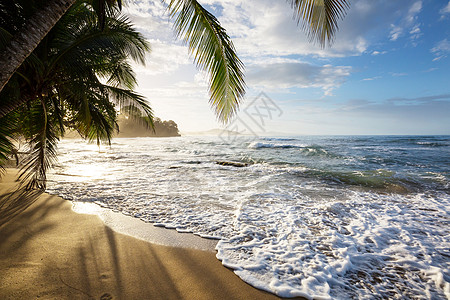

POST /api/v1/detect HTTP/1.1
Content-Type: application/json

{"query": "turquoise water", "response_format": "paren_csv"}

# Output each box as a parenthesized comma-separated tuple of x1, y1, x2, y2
(47, 135, 450, 299)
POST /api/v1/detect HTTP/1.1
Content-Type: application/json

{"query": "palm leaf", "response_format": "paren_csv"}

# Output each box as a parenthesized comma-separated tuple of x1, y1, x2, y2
(58, 76, 117, 145)
(0, 113, 18, 174)
(288, 0, 349, 47)
(18, 99, 60, 190)
(106, 85, 155, 130)
(81, 96, 117, 145)
(50, 6, 150, 73)
(167, 0, 245, 122)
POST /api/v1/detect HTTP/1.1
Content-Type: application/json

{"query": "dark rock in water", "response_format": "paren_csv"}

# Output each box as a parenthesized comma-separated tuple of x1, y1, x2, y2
(184, 161, 202, 164)
(216, 161, 248, 167)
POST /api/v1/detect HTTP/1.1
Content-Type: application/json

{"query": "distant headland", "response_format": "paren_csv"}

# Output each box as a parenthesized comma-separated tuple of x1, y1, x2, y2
(117, 116, 180, 137)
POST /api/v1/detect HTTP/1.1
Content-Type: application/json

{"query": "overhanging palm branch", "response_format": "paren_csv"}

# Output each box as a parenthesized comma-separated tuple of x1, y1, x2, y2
(0, 0, 126, 95)
(2, 1, 152, 188)
(288, 0, 350, 47)
(0, 113, 18, 174)
(50, 4, 153, 126)
(18, 99, 61, 189)
(167, 0, 245, 122)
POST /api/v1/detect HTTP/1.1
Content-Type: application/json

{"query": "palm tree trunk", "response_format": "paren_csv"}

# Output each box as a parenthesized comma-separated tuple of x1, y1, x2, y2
(0, 0, 76, 94)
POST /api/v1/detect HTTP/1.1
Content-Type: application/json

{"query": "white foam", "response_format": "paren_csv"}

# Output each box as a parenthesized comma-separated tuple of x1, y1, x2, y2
(248, 141, 304, 149)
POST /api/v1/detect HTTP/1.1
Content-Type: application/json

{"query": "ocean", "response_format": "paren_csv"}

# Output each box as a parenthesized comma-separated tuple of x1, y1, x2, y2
(46, 135, 450, 299)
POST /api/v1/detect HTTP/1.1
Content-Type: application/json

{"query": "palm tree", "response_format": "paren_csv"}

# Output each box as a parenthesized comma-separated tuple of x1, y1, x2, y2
(1, 0, 349, 120)
(0, 1, 151, 189)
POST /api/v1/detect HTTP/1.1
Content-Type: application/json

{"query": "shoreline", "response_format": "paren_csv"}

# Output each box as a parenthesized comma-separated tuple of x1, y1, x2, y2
(0, 169, 283, 299)
(69, 201, 218, 252)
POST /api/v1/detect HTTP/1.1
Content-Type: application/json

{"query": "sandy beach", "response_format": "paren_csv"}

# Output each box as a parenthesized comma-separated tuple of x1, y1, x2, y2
(0, 169, 282, 300)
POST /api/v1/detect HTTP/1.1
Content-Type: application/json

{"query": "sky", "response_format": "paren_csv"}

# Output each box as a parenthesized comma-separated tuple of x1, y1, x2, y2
(123, 0, 450, 135)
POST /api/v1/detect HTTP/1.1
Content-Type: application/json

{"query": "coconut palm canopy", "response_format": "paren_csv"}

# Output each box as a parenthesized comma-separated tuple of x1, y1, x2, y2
(0, 1, 153, 188)
(0, 0, 349, 188)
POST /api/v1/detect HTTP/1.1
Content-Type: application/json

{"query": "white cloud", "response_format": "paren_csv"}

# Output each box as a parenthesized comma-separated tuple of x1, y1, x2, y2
(124, 1, 172, 39)
(131, 41, 191, 76)
(440, 1, 450, 14)
(284, 94, 450, 135)
(134, 79, 219, 131)
(407, 1, 423, 21)
(201, 0, 427, 59)
(391, 72, 408, 77)
(431, 39, 450, 60)
(371, 50, 387, 55)
(200, 0, 369, 57)
(125, 0, 428, 66)
(431, 39, 450, 53)
(424, 68, 437, 73)
(409, 24, 422, 41)
(389, 1, 422, 41)
(389, 25, 403, 41)
(362, 76, 381, 81)
(246, 62, 351, 96)
(124, 1, 195, 76)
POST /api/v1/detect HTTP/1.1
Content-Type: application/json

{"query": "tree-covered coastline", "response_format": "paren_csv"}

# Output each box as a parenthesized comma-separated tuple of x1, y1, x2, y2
(117, 116, 180, 137)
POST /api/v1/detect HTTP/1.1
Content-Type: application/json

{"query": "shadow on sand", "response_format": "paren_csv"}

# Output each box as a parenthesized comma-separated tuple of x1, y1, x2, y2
(0, 184, 44, 227)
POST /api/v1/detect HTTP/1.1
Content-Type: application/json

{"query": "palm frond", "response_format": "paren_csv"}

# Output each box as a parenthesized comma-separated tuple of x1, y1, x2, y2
(61, 79, 117, 145)
(106, 85, 154, 130)
(104, 59, 137, 89)
(91, 0, 123, 30)
(82, 97, 117, 145)
(50, 7, 150, 73)
(288, 0, 349, 47)
(167, 0, 245, 122)
(18, 99, 59, 190)
(0, 113, 18, 174)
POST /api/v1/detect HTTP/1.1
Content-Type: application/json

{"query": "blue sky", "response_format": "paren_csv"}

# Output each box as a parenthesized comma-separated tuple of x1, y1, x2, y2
(124, 0, 450, 135)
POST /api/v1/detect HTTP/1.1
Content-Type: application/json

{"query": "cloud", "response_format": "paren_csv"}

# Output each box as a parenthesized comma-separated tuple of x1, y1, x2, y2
(431, 39, 450, 53)
(440, 1, 450, 14)
(327, 94, 450, 134)
(246, 62, 351, 96)
(131, 41, 191, 76)
(124, 0, 428, 67)
(362, 76, 381, 81)
(389, 25, 403, 41)
(431, 39, 450, 61)
(124, 1, 172, 40)
(386, 94, 450, 104)
(409, 24, 422, 41)
(124, 1, 196, 76)
(134, 79, 219, 131)
(424, 68, 438, 73)
(389, 1, 422, 41)
(197, 0, 427, 58)
(391, 72, 408, 77)
(286, 94, 450, 135)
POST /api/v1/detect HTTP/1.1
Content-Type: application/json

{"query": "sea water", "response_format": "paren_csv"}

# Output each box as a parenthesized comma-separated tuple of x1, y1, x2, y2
(46, 135, 450, 299)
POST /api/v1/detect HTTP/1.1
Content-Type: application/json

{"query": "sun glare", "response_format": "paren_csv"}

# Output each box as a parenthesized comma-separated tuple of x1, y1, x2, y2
(64, 163, 106, 182)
